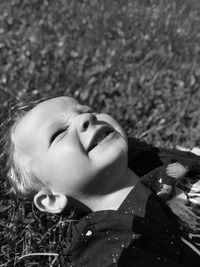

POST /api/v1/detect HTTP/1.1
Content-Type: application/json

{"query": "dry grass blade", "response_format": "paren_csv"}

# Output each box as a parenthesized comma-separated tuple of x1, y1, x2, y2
(16, 253, 59, 267)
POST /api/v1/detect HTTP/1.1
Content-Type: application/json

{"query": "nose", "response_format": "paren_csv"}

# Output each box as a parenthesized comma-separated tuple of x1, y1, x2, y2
(79, 113, 97, 132)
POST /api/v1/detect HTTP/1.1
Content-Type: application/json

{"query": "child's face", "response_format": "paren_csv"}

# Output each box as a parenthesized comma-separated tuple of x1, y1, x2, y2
(14, 97, 128, 199)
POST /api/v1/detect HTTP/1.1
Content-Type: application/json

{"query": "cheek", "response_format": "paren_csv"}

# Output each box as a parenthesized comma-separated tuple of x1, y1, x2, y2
(40, 151, 96, 195)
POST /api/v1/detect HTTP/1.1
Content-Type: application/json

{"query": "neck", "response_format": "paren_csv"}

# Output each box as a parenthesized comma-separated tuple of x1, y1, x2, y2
(80, 168, 139, 212)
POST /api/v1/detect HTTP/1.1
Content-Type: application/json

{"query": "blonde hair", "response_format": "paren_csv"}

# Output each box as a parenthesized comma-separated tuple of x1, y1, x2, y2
(1, 97, 48, 198)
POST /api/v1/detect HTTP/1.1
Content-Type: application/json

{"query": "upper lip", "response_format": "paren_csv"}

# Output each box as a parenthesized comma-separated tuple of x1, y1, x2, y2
(87, 125, 114, 152)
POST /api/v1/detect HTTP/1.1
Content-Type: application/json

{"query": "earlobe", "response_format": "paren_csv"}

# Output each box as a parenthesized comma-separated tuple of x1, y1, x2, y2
(34, 189, 68, 214)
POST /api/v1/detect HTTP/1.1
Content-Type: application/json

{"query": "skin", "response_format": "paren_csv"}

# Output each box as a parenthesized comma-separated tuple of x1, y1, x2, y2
(13, 96, 139, 211)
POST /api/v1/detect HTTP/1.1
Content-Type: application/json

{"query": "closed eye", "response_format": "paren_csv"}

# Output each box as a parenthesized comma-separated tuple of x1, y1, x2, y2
(50, 127, 68, 146)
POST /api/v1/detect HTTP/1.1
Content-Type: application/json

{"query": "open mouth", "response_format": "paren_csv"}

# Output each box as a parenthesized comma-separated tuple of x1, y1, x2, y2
(87, 126, 114, 152)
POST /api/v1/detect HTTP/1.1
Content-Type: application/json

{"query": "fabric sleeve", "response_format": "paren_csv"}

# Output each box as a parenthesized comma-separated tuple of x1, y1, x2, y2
(128, 137, 200, 176)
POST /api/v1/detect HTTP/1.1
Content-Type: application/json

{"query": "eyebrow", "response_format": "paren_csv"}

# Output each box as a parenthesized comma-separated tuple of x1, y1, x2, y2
(76, 105, 94, 113)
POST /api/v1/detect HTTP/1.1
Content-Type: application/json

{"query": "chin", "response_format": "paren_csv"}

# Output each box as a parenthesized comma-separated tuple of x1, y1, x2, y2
(101, 145, 128, 172)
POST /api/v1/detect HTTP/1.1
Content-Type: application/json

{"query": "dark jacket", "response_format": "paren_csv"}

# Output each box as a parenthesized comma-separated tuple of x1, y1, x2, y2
(66, 138, 200, 266)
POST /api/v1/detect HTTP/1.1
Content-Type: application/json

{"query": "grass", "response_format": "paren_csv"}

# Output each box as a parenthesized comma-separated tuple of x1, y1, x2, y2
(1, 0, 200, 265)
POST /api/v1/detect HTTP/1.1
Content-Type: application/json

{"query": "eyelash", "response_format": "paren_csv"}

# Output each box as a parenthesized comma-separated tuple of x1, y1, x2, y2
(50, 127, 68, 144)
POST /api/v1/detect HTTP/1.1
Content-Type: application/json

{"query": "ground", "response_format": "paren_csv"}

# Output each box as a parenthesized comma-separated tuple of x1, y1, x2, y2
(1, 0, 200, 266)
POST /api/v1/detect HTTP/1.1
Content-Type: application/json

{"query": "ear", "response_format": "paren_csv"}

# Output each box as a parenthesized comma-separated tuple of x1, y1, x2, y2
(34, 189, 68, 214)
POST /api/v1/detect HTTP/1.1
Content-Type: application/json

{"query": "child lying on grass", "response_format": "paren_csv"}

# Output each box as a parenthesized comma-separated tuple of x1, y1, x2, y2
(2, 96, 200, 266)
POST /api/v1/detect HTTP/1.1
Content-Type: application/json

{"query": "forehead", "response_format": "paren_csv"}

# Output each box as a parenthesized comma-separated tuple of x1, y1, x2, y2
(33, 96, 79, 114)
(19, 96, 79, 125)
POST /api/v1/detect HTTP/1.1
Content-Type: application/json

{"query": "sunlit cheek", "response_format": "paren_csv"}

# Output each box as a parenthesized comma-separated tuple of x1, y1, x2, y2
(49, 155, 92, 192)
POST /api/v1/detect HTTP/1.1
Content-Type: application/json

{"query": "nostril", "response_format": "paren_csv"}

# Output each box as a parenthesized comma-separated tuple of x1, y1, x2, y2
(80, 113, 96, 131)
(91, 114, 97, 123)
(82, 120, 89, 130)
